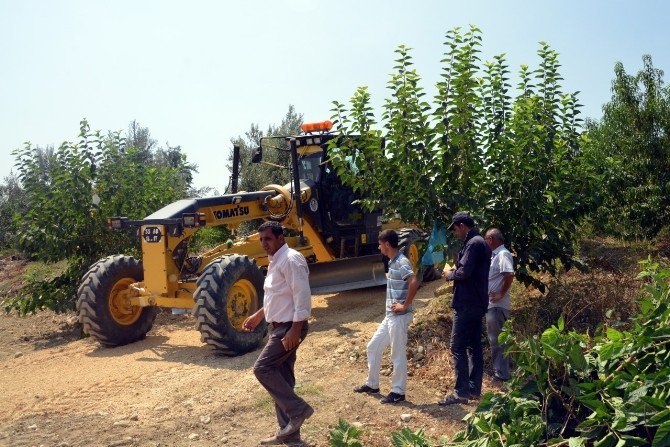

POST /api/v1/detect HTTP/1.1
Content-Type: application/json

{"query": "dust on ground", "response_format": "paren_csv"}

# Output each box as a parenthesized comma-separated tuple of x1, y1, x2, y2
(0, 277, 504, 447)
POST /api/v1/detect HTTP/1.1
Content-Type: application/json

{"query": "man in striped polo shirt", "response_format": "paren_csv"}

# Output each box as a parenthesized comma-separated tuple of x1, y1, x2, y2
(353, 229, 419, 404)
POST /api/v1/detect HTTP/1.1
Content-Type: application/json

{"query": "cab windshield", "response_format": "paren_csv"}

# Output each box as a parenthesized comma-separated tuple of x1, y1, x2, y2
(298, 153, 323, 182)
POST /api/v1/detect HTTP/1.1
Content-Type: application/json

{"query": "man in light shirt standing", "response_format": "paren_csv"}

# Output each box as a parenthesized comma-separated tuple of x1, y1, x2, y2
(353, 229, 419, 404)
(484, 228, 514, 381)
(243, 221, 313, 446)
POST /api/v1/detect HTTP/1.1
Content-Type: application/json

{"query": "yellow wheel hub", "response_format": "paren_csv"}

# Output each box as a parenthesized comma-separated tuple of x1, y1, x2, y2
(408, 243, 420, 274)
(108, 277, 142, 325)
(227, 279, 257, 330)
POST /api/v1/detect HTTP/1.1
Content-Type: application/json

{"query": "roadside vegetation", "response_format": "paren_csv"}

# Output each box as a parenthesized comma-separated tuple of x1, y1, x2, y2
(325, 24, 670, 447)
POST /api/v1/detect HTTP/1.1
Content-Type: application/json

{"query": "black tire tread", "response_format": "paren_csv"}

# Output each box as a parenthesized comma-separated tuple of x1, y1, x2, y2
(76, 255, 158, 347)
(193, 254, 266, 356)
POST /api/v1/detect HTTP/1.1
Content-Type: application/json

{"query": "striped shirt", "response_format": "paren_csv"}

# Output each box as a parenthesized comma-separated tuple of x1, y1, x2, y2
(386, 253, 415, 316)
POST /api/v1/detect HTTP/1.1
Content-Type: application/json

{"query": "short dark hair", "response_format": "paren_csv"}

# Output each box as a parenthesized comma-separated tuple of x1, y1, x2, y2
(258, 221, 284, 236)
(378, 229, 399, 248)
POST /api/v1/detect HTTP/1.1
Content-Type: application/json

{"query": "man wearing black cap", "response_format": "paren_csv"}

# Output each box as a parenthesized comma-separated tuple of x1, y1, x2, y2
(438, 211, 491, 405)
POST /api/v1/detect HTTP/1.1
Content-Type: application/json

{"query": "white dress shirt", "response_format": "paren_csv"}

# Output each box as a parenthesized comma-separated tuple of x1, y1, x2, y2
(263, 243, 312, 323)
(488, 245, 514, 310)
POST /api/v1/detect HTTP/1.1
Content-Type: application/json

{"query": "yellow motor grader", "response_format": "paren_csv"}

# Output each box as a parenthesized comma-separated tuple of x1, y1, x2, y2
(76, 121, 438, 355)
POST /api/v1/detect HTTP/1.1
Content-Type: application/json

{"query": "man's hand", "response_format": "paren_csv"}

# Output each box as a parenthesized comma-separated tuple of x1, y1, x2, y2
(442, 268, 455, 280)
(243, 310, 264, 332)
(391, 301, 406, 313)
(281, 325, 303, 351)
(489, 292, 504, 303)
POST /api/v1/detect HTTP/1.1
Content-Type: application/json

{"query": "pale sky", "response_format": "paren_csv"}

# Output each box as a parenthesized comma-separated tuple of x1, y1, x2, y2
(1, 0, 668, 192)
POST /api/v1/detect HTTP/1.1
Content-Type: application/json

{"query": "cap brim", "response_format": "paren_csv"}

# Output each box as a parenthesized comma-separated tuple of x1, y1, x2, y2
(447, 222, 456, 231)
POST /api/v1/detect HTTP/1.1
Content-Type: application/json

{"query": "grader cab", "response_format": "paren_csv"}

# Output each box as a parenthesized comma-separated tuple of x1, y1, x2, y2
(76, 121, 436, 355)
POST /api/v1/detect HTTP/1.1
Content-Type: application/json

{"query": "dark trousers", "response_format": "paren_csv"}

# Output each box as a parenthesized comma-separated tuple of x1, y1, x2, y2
(486, 307, 511, 380)
(253, 322, 309, 432)
(451, 307, 485, 398)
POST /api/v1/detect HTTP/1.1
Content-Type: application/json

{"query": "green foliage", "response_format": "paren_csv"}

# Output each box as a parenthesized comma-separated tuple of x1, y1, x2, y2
(7, 119, 196, 314)
(226, 105, 303, 235)
(451, 259, 670, 446)
(391, 428, 431, 447)
(330, 26, 595, 290)
(3, 256, 91, 314)
(585, 55, 670, 240)
(227, 105, 303, 194)
(188, 226, 232, 254)
(329, 419, 363, 447)
(0, 172, 26, 249)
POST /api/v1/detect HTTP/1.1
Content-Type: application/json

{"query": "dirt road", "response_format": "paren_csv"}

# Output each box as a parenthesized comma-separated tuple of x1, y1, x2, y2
(0, 282, 485, 447)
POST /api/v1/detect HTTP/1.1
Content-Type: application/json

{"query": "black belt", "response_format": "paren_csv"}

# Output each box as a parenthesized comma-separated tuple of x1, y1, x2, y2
(270, 321, 293, 329)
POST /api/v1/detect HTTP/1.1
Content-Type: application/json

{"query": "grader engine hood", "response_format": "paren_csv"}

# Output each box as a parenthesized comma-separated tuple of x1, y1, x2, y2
(143, 191, 277, 224)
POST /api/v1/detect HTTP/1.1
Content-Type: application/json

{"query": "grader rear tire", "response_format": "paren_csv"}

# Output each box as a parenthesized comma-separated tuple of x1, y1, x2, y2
(421, 264, 441, 282)
(76, 255, 158, 347)
(397, 228, 439, 282)
(193, 255, 266, 355)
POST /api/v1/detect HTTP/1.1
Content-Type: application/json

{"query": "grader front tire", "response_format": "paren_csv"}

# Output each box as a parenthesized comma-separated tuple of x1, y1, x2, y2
(76, 255, 158, 347)
(193, 255, 266, 355)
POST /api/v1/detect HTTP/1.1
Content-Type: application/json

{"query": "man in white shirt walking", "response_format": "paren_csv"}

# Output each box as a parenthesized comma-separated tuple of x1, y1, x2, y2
(243, 221, 313, 446)
(484, 228, 514, 381)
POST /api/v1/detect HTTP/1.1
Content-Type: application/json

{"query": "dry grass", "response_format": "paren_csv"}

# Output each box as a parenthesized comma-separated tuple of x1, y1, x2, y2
(512, 269, 640, 336)
(0, 253, 29, 302)
(513, 237, 650, 337)
(655, 226, 670, 258)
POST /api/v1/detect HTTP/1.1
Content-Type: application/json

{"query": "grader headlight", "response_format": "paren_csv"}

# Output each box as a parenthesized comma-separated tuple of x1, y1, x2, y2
(182, 213, 206, 228)
(107, 217, 128, 231)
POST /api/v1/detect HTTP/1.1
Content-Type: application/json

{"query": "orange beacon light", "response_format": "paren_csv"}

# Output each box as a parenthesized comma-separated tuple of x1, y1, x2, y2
(300, 120, 333, 133)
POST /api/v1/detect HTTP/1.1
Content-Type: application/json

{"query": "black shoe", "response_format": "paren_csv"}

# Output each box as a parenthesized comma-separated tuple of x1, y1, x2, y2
(493, 374, 509, 382)
(437, 394, 468, 406)
(380, 392, 405, 404)
(353, 384, 380, 394)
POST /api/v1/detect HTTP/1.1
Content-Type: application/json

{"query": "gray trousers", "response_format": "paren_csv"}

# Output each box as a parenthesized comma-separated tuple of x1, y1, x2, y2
(486, 307, 510, 380)
(253, 322, 310, 433)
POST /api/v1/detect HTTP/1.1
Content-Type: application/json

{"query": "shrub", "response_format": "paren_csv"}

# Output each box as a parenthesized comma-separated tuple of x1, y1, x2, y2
(391, 428, 432, 447)
(8, 120, 195, 314)
(329, 419, 363, 447)
(451, 259, 670, 446)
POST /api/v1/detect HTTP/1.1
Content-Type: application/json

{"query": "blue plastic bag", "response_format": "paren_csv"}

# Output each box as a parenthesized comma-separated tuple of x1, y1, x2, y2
(422, 222, 447, 266)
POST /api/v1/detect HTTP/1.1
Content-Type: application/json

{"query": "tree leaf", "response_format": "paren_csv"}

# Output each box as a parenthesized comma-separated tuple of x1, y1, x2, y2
(653, 421, 670, 447)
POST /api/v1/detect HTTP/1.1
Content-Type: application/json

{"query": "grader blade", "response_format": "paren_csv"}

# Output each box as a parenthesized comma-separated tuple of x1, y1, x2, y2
(308, 255, 387, 295)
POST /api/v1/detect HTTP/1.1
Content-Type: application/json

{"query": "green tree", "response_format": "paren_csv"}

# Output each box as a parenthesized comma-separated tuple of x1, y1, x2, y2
(330, 26, 594, 289)
(223, 106, 303, 236)
(585, 55, 670, 239)
(0, 172, 26, 249)
(227, 105, 303, 193)
(124, 119, 156, 164)
(7, 119, 197, 313)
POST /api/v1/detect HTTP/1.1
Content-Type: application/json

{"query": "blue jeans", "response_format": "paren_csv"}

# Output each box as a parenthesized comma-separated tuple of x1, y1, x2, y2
(450, 307, 485, 398)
